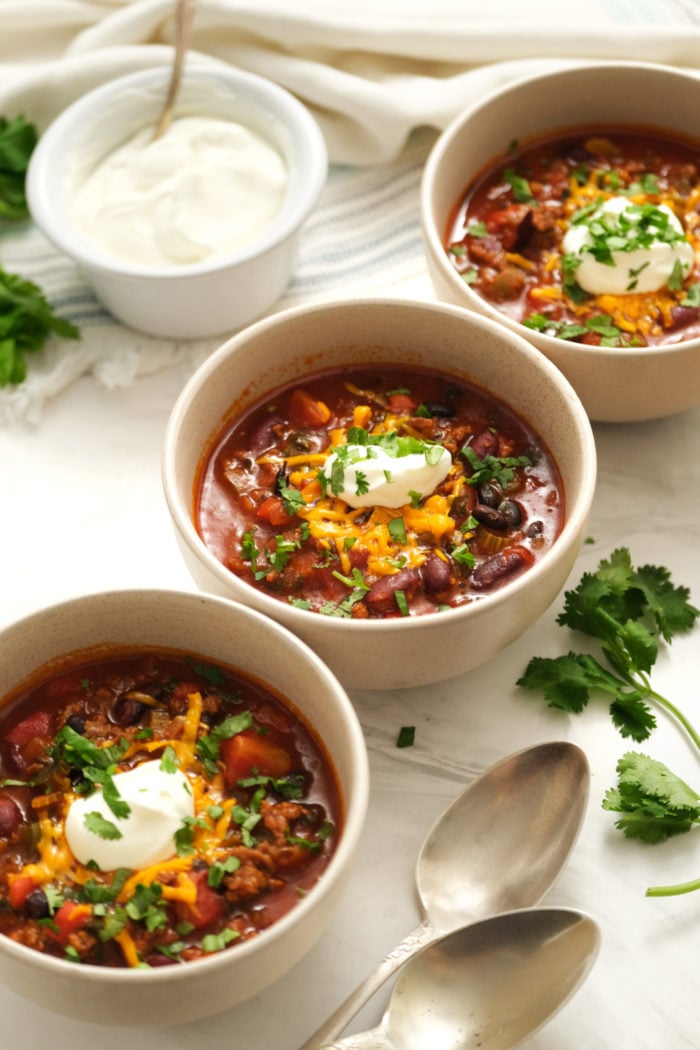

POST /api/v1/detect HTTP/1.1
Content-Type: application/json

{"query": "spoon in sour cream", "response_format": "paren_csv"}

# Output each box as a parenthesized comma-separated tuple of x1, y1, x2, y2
(300, 741, 590, 1048)
(152, 0, 196, 142)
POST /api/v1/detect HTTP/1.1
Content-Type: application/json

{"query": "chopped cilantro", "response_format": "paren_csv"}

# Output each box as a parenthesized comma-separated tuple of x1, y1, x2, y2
(397, 725, 415, 748)
(84, 811, 122, 840)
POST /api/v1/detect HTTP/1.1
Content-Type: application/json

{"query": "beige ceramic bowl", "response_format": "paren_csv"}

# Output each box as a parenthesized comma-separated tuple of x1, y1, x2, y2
(26, 66, 327, 339)
(0, 590, 368, 1026)
(162, 298, 597, 690)
(421, 61, 700, 423)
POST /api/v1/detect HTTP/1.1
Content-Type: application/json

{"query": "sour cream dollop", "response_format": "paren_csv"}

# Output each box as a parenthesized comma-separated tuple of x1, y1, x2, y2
(562, 195, 695, 296)
(74, 116, 289, 267)
(65, 760, 194, 871)
(321, 441, 452, 509)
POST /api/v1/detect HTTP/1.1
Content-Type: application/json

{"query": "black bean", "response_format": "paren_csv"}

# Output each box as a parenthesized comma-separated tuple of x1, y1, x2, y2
(422, 402, 453, 418)
(110, 698, 149, 727)
(24, 888, 50, 919)
(64, 713, 86, 735)
(526, 520, 544, 538)
(498, 499, 523, 528)
(472, 504, 509, 532)
(477, 483, 502, 508)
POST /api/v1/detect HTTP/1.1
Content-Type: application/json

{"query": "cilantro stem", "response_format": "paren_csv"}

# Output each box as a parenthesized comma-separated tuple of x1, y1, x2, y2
(643, 681, 700, 753)
(646, 876, 700, 897)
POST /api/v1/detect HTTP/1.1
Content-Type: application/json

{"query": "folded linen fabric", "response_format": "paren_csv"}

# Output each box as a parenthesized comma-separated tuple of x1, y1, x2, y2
(0, 0, 698, 424)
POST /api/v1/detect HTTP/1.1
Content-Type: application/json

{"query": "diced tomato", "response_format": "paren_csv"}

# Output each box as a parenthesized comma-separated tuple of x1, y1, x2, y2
(46, 901, 92, 945)
(288, 388, 331, 426)
(5, 709, 51, 748)
(220, 731, 293, 788)
(8, 874, 36, 910)
(174, 870, 225, 930)
(41, 672, 85, 703)
(387, 391, 418, 414)
(256, 495, 295, 527)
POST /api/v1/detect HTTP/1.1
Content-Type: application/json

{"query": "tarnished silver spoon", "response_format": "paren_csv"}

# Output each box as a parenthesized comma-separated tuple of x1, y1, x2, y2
(301, 741, 589, 1048)
(152, 0, 196, 141)
(325, 907, 600, 1050)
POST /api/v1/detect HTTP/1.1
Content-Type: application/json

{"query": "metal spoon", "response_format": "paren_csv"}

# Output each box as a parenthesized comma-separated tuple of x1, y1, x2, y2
(152, 0, 196, 141)
(301, 741, 589, 1047)
(325, 907, 600, 1050)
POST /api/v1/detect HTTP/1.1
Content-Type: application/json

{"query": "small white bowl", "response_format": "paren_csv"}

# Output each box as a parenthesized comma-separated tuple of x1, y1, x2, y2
(421, 61, 700, 423)
(26, 66, 327, 339)
(162, 297, 597, 690)
(0, 589, 368, 1025)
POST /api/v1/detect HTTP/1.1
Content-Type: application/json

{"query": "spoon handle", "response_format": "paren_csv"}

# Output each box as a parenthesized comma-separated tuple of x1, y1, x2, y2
(152, 0, 196, 141)
(298, 922, 435, 1049)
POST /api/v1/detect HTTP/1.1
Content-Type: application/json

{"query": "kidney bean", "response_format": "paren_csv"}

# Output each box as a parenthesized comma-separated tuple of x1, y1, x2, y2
(472, 504, 508, 532)
(0, 795, 23, 837)
(249, 416, 284, 456)
(670, 305, 700, 331)
(422, 553, 452, 593)
(468, 430, 499, 460)
(365, 567, 421, 614)
(470, 545, 535, 590)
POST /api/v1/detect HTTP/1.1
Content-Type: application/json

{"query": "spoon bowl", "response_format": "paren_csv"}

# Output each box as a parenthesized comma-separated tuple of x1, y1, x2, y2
(301, 741, 589, 1047)
(418, 740, 589, 928)
(329, 908, 600, 1050)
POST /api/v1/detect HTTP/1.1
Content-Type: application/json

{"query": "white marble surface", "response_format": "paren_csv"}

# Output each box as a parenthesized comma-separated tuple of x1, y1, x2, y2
(2, 303, 700, 1049)
(1, 329, 700, 1050)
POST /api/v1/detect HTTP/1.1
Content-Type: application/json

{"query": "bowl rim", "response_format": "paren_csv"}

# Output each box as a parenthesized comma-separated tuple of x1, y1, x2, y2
(0, 587, 370, 985)
(26, 65, 328, 280)
(420, 58, 700, 361)
(161, 296, 598, 638)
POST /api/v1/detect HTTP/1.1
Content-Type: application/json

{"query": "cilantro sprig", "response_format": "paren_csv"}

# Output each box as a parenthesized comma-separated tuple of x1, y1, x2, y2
(517, 547, 700, 749)
(518, 547, 700, 895)
(0, 268, 80, 386)
(50, 725, 131, 819)
(0, 115, 38, 222)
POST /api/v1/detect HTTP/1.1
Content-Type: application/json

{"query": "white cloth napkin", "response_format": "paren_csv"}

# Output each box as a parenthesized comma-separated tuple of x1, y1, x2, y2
(0, 0, 699, 424)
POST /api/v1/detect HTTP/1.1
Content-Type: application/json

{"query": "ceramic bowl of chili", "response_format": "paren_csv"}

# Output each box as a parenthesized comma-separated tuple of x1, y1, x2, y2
(421, 60, 700, 423)
(162, 296, 597, 690)
(0, 589, 368, 1025)
(25, 64, 327, 339)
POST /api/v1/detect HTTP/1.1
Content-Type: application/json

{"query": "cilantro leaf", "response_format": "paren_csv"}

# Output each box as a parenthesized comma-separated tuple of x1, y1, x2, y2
(602, 752, 700, 843)
(84, 811, 122, 841)
(0, 268, 80, 386)
(0, 115, 38, 221)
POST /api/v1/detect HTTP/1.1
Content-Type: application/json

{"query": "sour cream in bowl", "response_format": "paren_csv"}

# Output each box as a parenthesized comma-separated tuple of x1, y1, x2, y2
(26, 65, 327, 339)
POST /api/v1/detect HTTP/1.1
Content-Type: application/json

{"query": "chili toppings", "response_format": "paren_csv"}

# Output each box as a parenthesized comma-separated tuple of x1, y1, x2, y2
(195, 364, 564, 618)
(446, 128, 700, 347)
(0, 650, 340, 968)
